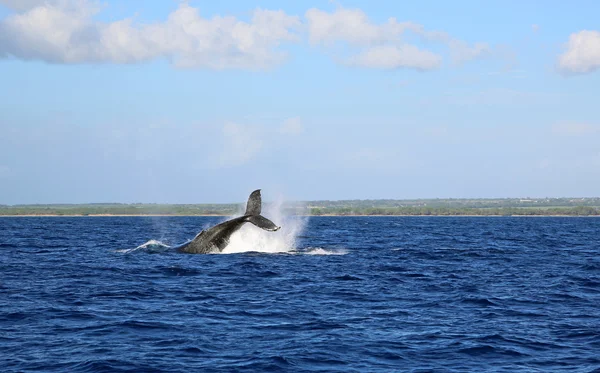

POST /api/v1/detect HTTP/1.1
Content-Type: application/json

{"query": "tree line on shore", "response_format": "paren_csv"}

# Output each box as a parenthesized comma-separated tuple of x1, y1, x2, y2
(309, 206, 599, 216)
(1, 200, 599, 216)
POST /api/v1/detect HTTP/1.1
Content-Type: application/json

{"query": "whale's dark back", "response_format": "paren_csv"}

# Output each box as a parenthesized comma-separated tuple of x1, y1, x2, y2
(178, 216, 248, 254)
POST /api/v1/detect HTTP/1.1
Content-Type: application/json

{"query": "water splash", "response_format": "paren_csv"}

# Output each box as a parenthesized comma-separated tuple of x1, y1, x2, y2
(121, 195, 313, 255)
(149, 216, 171, 244)
(221, 197, 307, 254)
(302, 247, 348, 255)
(116, 239, 171, 253)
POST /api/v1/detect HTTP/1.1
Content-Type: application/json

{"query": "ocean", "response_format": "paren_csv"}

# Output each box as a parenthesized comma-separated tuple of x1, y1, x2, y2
(1, 216, 599, 372)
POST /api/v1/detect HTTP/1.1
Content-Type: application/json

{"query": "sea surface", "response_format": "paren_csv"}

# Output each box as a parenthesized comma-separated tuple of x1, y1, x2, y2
(1, 216, 599, 372)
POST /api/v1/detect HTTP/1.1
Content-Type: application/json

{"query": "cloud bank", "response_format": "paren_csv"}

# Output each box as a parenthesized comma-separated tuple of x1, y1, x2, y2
(305, 7, 489, 70)
(0, 1, 493, 71)
(0, 0, 301, 69)
(217, 118, 305, 168)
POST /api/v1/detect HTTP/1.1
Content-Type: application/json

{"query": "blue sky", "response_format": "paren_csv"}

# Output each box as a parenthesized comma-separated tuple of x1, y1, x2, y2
(1, 0, 599, 204)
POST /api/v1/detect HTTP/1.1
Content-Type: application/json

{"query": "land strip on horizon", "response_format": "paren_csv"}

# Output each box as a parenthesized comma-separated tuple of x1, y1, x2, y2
(1, 198, 600, 216)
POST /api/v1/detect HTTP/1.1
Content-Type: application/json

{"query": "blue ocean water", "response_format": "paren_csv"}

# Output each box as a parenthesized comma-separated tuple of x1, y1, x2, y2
(1, 216, 599, 372)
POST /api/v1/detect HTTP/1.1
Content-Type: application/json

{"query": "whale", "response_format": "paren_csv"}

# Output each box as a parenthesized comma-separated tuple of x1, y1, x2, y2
(177, 189, 280, 254)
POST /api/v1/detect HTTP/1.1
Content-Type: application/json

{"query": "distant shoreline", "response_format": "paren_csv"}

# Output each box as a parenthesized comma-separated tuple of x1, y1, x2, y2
(0, 214, 228, 217)
(2, 197, 599, 217)
(1, 214, 599, 218)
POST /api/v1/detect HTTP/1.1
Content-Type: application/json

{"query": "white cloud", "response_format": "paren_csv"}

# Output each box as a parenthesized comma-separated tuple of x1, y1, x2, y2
(305, 7, 416, 46)
(347, 45, 441, 70)
(0, 1, 301, 69)
(558, 30, 600, 74)
(0, 2, 495, 71)
(218, 122, 264, 167)
(0, 0, 50, 11)
(552, 122, 599, 136)
(305, 6, 490, 70)
(448, 40, 490, 65)
(280, 117, 304, 135)
(215, 118, 307, 167)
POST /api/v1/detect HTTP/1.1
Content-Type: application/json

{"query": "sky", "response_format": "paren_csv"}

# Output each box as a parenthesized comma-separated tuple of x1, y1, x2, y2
(1, 0, 599, 204)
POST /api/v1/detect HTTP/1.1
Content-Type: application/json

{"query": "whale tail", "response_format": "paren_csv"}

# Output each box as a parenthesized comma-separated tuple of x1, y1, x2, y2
(244, 189, 280, 232)
(245, 189, 262, 215)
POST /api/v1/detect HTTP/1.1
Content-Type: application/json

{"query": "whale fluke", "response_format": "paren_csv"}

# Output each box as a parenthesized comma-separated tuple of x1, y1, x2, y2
(245, 189, 262, 215)
(247, 215, 280, 232)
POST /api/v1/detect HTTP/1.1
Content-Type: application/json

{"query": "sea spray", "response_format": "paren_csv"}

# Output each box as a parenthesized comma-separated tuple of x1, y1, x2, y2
(150, 215, 170, 244)
(117, 239, 171, 253)
(303, 248, 348, 255)
(221, 197, 308, 254)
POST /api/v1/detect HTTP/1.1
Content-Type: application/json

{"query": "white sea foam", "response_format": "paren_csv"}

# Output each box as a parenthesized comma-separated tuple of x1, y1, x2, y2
(116, 239, 171, 253)
(137, 239, 169, 249)
(302, 247, 348, 255)
(221, 197, 307, 254)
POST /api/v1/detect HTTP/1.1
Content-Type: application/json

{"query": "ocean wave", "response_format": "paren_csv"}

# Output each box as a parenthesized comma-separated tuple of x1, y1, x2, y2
(301, 247, 348, 255)
(116, 239, 171, 253)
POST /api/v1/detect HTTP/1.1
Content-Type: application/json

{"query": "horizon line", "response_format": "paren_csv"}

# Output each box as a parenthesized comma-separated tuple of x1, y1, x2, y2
(2, 196, 600, 207)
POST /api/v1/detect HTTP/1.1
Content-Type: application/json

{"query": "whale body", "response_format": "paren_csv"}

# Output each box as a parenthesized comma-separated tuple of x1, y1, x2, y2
(177, 189, 280, 254)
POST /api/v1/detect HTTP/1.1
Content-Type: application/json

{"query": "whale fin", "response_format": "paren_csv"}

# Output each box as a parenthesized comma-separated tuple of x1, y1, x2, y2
(244, 189, 280, 231)
(245, 189, 262, 216)
(247, 215, 280, 232)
